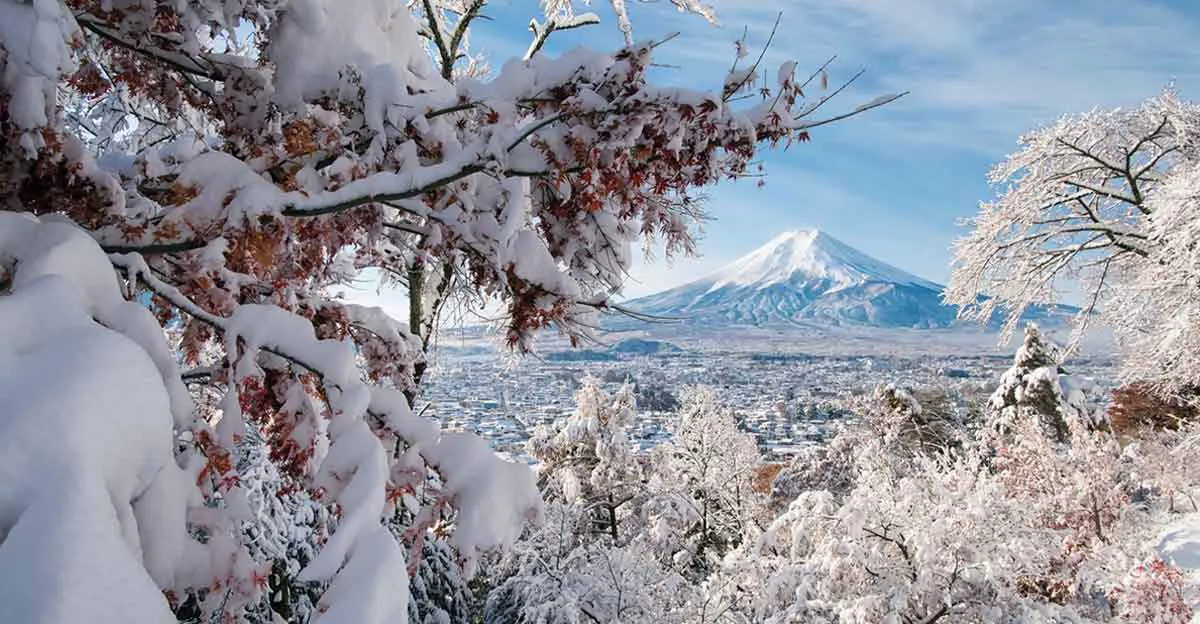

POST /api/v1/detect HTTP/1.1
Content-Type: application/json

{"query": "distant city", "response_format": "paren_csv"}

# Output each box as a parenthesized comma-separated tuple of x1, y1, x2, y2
(420, 335, 1118, 462)
(420, 229, 1113, 462)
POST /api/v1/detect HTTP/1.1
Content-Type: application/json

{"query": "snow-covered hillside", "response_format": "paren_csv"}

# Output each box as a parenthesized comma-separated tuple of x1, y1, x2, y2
(707, 230, 939, 292)
(623, 230, 1071, 329)
(624, 230, 956, 328)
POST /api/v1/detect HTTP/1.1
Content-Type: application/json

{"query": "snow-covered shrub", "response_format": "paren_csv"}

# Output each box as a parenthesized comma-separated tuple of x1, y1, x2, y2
(642, 387, 767, 580)
(1109, 382, 1200, 436)
(771, 381, 976, 510)
(1111, 557, 1193, 624)
(709, 340, 1186, 624)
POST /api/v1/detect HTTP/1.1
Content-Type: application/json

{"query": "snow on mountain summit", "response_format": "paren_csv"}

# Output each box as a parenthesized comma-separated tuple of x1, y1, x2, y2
(706, 229, 940, 293)
(621, 229, 957, 328)
(619, 230, 1075, 330)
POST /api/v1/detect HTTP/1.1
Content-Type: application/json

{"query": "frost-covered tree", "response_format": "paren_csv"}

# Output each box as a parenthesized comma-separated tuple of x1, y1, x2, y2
(1111, 557, 1193, 624)
(991, 408, 1130, 606)
(0, 0, 901, 620)
(770, 382, 972, 512)
(495, 385, 768, 622)
(945, 91, 1200, 392)
(483, 502, 696, 624)
(987, 323, 1103, 443)
(490, 383, 680, 623)
(528, 380, 642, 539)
(870, 382, 972, 455)
(1106, 153, 1200, 392)
(642, 387, 765, 580)
(946, 91, 1197, 337)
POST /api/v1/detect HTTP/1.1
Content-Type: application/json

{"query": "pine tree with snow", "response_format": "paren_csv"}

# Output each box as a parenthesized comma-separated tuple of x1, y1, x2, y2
(229, 428, 330, 623)
(406, 538, 475, 624)
(988, 323, 1078, 442)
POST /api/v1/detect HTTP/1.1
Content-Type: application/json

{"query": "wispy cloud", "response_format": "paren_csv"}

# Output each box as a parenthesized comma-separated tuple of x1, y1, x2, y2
(368, 1, 1200, 307)
(602, 0, 1200, 289)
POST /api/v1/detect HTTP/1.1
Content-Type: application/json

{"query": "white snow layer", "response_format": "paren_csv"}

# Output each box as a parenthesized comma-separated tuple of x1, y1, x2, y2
(705, 229, 940, 293)
(1156, 514, 1200, 620)
(0, 212, 191, 623)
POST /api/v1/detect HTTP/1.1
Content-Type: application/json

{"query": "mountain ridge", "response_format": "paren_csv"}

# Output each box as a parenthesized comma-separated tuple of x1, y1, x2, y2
(619, 229, 1070, 330)
(703, 230, 939, 293)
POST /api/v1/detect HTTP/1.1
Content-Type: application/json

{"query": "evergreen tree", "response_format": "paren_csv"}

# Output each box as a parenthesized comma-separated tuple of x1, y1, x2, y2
(988, 323, 1074, 442)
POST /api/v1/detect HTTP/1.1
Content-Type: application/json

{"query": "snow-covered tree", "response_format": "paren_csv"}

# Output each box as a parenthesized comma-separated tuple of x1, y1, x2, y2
(406, 537, 475, 624)
(944, 91, 1200, 393)
(770, 382, 972, 512)
(946, 91, 1198, 338)
(1106, 153, 1200, 392)
(1, 0, 903, 620)
(490, 382, 681, 623)
(5, 0, 897, 367)
(528, 380, 642, 539)
(483, 501, 696, 624)
(988, 323, 1069, 440)
(987, 323, 1103, 443)
(495, 385, 770, 622)
(227, 428, 330, 623)
(642, 387, 765, 580)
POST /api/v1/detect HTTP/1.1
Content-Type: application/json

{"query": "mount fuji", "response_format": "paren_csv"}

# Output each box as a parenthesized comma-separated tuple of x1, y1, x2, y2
(621, 230, 1067, 330)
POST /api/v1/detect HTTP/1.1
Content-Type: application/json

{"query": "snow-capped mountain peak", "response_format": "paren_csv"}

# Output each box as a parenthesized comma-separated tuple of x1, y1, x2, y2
(620, 229, 955, 329)
(613, 230, 1075, 331)
(706, 229, 939, 292)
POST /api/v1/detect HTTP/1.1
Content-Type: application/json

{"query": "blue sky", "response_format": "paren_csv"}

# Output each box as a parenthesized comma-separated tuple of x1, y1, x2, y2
(348, 0, 1200, 312)
(466, 0, 1200, 298)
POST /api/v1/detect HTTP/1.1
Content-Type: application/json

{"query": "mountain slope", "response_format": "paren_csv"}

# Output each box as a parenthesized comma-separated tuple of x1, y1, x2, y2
(705, 230, 939, 293)
(622, 230, 1065, 330)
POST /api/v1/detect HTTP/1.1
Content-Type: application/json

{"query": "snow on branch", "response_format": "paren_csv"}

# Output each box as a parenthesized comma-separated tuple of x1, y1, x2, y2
(525, 12, 602, 60)
(946, 91, 1194, 348)
(0, 1, 900, 619)
(113, 251, 542, 578)
(0, 212, 195, 621)
(29, 1, 898, 348)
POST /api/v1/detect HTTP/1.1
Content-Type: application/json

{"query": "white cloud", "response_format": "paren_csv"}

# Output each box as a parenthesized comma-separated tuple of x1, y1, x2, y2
(636, 0, 1200, 154)
(364, 2, 1200, 306)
